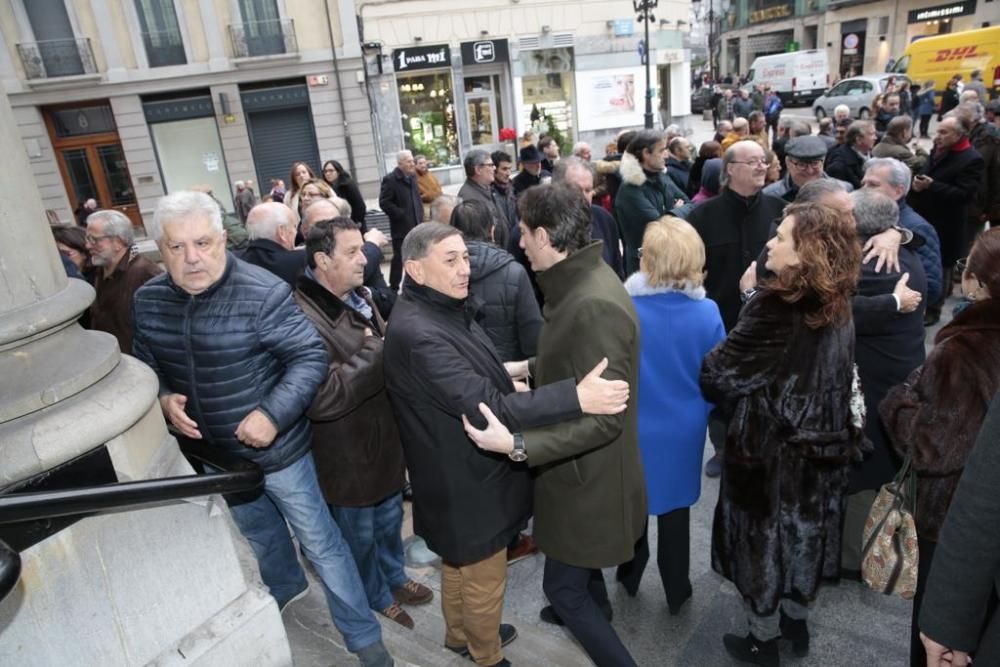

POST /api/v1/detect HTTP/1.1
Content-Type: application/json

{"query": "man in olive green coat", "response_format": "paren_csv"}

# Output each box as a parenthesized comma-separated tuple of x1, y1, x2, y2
(464, 183, 647, 667)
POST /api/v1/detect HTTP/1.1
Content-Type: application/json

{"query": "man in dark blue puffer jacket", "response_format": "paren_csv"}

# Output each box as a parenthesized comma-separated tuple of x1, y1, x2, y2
(133, 190, 393, 667)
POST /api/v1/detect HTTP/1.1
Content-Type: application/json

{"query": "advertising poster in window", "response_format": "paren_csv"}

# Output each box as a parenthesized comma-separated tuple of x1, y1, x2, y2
(575, 67, 657, 131)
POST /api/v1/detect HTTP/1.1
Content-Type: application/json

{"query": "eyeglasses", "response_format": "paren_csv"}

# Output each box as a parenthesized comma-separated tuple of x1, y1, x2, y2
(788, 158, 824, 169)
(85, 234, 111, 244)
(478, 162, 496, 168)
(730, 158, 769, 167)
(637, 247, 643, 258)
(956, 257, 968, 273)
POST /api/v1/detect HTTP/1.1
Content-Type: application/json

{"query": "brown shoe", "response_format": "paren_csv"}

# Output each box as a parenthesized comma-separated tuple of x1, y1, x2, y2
(507, 534, 539, 564)
(380, 602, 414, 629)
(393, 580, 433, 606)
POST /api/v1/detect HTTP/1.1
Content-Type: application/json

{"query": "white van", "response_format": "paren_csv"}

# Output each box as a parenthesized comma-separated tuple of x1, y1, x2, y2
(744, 51, 830, 106)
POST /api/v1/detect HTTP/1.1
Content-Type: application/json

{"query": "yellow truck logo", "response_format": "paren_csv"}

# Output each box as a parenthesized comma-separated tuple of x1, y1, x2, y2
(934, 46, 978, 62)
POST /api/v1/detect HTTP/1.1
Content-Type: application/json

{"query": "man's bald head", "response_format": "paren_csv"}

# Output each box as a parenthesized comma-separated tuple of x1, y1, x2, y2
(303, 198, 341, 238)
(246, 202, 297, 249)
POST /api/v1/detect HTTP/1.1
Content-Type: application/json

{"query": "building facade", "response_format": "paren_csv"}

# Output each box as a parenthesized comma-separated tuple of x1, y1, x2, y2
(716, 0, 995, 81)
(1, 0, 376, 232)
(357, 0, 692, 183)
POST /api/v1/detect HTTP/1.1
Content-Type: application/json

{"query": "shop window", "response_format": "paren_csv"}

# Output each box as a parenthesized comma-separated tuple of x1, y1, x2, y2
(398, 72, 459, 166)
(518, 48, 575, 146)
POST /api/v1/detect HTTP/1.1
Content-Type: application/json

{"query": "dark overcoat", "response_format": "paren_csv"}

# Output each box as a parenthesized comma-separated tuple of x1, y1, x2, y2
(700, 290, 866, 615)
(907, 144, 984, 266)
(524, 243, 647, 569)
(293, 277, 406, 507)
(849, 245, 927, 493)
(383, 282, 580, 565)
(880, 297, 1000, 542)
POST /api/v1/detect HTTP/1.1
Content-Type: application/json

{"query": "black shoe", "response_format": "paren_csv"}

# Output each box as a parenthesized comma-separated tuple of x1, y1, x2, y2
(667, 581, 693, 615)
(723, 633, 779, 666)
(704, 452, 723, 478)
(539, 604, 613, 626)
(779, 611, 810, 657)
(615, 565, 641, 597)
(446, 623, 518, 658)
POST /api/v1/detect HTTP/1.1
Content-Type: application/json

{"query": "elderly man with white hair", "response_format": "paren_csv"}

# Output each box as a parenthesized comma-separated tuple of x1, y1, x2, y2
(132, 190, 395, 667)
(572, 141, 592, 162)
(378, 149, 423, 290)
(863, 157, 943, 304)
(240, 201, 305, 286)
(233, 179, 256, 225)
(85, 209, 161, 354)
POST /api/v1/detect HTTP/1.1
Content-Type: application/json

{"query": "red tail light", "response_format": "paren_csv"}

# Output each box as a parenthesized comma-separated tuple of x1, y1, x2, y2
(792, 76, 797, 90)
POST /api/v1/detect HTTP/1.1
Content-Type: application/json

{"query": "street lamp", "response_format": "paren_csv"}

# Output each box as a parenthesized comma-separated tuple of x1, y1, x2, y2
(634, 0, 659, 129)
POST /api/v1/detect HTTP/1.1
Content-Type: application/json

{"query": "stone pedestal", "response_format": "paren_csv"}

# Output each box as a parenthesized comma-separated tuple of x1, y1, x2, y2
(0, 87, 291, 665)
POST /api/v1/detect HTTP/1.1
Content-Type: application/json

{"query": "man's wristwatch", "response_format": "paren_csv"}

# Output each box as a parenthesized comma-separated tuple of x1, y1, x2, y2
(509, 433, 527, 462)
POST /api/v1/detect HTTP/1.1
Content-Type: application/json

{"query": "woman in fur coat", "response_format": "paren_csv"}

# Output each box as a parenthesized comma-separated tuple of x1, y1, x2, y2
(880, 227, 1000, 667)
(616, 216, 725, 614)
(701, 202, 867, 666)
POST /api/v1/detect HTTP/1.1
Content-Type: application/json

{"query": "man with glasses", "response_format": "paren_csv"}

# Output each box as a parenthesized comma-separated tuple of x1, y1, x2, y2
(85, 209, 161, 354)
(825, 120, 877, 189)
(685, 140, 786, 477)
(764, 136, 853, 203)
(458, 148, 508, 249)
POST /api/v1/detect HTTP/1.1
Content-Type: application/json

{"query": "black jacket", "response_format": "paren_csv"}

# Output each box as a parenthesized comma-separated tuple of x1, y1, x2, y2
(467, 240, 543, 362)
(849, 244, 927, 493)
(591, 205, 624, 279)
(512, 168, 549, 198)
(666, 156, 692, 194)
(908, 144, 985, 265)
(458, 180, 510, 250)
(240, 239, 305, 286)
(378, 167, 423, 238)
(383, 283, 581, 565)
(824, 143, 866, 189)
(919, 390, 1000, 661)
(133, 255, 327, 473)
(332, 178, 369, 230)
(686, 188, 786, 331)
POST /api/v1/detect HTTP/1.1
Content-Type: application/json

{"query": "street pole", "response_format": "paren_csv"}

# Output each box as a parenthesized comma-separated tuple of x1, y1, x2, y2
(634, 0, 659, 129)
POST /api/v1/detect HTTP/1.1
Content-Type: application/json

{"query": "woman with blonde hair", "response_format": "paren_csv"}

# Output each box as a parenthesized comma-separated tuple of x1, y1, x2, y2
(615, 216, 725, 614)
(701, 202, 867, 664)
(285, 161, 318, 218)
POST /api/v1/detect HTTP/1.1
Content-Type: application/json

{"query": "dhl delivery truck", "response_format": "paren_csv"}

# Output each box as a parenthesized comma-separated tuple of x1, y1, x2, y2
(891, 26, 999, 99)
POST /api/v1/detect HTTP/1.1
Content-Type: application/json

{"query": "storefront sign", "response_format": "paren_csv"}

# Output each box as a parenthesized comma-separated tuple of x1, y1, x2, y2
(613, 19, 635, 37)
(748, 4, 792, 24)
(393, 44, 451, 72)
(908, 0, 976, 23)
(460, 39, 509, 66)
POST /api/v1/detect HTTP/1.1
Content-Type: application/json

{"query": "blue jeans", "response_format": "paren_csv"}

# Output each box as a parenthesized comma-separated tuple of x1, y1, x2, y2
(227, 453, 383, 654)
(330, 492, 408, 611)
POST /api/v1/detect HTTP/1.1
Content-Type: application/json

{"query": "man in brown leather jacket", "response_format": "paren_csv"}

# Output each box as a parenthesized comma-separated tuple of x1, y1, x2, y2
(294, 217, 432, 629)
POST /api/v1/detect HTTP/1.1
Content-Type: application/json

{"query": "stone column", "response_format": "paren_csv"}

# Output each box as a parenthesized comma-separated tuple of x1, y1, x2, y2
(0, 90, 290, 665)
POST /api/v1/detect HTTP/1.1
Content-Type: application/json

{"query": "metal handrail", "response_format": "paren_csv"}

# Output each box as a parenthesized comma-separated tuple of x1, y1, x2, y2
(15, 38, 97, 80)
(227, 18, 297, 58)
(0, 440, 263, 603)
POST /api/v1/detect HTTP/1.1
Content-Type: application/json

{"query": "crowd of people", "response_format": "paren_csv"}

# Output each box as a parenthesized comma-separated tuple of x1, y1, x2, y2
(48, 80, 999, 666)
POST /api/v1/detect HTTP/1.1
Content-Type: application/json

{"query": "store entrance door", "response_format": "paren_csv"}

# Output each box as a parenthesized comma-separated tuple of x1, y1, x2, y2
(464, 74, 504, 146)
(45, 103, 141, 228)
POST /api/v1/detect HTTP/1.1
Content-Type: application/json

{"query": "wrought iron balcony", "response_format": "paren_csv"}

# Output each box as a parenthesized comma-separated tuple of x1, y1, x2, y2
(228, 18, 298, 59)
(16, 38, 98, 80)
(141, 30, 187, 68)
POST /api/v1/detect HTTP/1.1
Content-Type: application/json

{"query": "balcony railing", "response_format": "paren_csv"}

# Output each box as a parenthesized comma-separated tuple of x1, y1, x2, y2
(228, 18, 297, 59)
(16, 38, 98, 80)
(141, 30, 187, 68)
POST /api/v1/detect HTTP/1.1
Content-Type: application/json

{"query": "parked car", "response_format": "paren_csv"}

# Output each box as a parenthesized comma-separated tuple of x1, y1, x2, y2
(691, 87, 712, 113)
(812, 74, 913, 120)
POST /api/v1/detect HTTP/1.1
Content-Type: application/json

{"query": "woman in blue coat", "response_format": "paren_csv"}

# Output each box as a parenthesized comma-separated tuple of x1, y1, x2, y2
(615, 215, 725, 614)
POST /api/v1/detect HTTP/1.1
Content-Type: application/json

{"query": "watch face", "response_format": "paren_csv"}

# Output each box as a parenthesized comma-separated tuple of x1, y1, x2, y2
(509, 449, 528, 462)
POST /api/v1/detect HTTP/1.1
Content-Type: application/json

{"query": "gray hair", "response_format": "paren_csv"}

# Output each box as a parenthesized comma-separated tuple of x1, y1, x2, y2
(572, 141, 591, 157)
(866, 157, 913, 197)
(851, 189, 899, 236)
(463, 148, 491, 178)
(246, 203, 293, 241)
(551, 155, 595, 183)
(401, 222, 462, 262)
(234, 180, 245, 190)
(86, 209, 135, 245)
(151, 190, 223, 241)
(834, 104, 850, 117)
(795, 178, 849, 203)
(846, 120, 874, 146)
(788, 120, 812, 138)
(396, 150, 413, 164)
(720, 141, 763, 188)
(430, 194, 459, 223)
